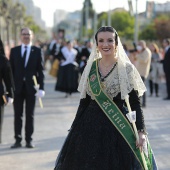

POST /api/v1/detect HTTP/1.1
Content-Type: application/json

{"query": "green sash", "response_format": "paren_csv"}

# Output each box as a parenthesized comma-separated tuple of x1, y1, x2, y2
(88, 60, 153, 170)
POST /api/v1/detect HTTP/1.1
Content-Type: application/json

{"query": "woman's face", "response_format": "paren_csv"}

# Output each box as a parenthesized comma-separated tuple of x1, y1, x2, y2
(97, 31, 116, 57)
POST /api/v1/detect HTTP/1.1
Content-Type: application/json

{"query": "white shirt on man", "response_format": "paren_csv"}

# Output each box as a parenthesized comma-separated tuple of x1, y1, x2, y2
(21, 43, 32, 67)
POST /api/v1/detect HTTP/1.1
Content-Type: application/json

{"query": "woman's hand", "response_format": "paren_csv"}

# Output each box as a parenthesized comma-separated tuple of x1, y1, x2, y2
(136, 132, 146, 152)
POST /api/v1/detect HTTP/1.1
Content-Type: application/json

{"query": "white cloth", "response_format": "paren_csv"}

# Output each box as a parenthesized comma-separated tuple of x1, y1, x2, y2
(35, 90, 45, 98)
(21, 43, 32, 67)
(60, 46, 78, 66)
(78, 36, 146, 100)
(8, 97, 14, 104)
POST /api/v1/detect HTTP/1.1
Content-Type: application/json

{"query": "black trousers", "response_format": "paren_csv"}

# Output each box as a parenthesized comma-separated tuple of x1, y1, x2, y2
(13, 83, 36, 143)
(149, 80, 159, 95)
(0, 105, 4, 143)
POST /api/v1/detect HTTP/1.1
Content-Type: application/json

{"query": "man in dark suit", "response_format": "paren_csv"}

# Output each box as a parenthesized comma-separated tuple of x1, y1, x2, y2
(162, 38, 170, 100)
(10, 27, 45, 148)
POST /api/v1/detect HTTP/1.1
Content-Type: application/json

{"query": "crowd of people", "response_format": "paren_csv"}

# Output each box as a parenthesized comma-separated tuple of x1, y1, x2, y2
(123, 39, 169, 102)
(0, 25, 170, 170)
(44, 29, 169, 105)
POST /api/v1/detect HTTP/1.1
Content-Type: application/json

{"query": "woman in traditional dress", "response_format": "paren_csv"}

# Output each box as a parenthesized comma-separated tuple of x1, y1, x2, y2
(0, 38, 14, 143)
(54, 27, 158, 170)
(55, 41, 79, 97)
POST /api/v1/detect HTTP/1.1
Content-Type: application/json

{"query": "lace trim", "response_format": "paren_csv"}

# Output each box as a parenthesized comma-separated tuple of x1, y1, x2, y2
(86, 62, 137, 100)
(78, 37, 146, 100)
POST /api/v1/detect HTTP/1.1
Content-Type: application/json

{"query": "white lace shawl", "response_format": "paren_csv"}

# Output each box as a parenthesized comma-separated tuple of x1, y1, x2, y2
(78, 37, 146, 100)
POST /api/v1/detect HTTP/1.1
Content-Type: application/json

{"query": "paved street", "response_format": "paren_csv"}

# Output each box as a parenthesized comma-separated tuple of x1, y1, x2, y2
(0, 70, 170, 170)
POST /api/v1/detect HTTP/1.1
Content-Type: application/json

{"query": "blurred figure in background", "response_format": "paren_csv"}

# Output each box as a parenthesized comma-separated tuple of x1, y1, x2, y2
(122, 43, 130, 56)
(49, 33, 57, 62)
(55, 41, 79, 97)
(49, 39, 64, 78)
(0, 38, 14, 143)
(79, 40, 92, 74)
(128, 42, 138, 66)
(135, 40, 151, 107)
(162, 38, 170, 100)
(148, 43, 161, 97)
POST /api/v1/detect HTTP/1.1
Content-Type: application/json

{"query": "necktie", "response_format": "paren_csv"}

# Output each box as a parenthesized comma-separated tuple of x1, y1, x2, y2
(23, 46, 27, 67)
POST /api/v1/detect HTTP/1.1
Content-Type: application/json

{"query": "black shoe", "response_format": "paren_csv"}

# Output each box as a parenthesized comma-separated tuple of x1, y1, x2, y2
(26, 142, 35, 148)
(11, 142, 22, 148)
(163, 97, 170, 100)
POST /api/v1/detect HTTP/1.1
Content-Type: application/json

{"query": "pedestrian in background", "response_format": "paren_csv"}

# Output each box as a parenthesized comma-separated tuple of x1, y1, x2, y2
(0, 37, 14, 143)
(162, 38, 170, 100)
(55, 41, 79, 97)
(148, 43, 161, 97)
(10, 27, 45, 148)
(79, 40, 92, 74)
(135, 40, 151, 107)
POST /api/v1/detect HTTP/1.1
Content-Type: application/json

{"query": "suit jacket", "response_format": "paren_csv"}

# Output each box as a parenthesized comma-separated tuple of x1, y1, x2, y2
(10, 45, 44, 95)
(163, 47, 170, 73)
(80, 48, 90, 61)
(0, 54, 14, 105)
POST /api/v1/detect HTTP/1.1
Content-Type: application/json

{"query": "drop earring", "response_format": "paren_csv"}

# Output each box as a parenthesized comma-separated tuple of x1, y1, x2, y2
(96, 48, 99, 53)
(114, 47, 117, 57)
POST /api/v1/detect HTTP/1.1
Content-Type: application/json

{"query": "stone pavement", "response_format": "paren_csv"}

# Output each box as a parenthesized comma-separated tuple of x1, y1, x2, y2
(0, 70, 170, 170)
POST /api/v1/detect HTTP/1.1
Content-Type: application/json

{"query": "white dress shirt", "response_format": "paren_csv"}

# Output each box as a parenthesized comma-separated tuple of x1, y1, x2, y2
(61, 46, 78, 66)
(21, 43, 32, 67)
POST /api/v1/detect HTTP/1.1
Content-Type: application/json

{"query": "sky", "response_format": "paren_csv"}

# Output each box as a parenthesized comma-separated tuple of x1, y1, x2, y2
(33, 0, 169, 27)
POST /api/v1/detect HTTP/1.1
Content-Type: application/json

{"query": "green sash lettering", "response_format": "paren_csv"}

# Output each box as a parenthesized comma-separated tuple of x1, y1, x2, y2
(88, 60, 153, 170)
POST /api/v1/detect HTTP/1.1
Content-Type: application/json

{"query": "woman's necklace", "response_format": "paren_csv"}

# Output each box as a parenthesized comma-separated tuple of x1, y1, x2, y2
(98, 60, 117, 89)
(100, 59, 115, 74)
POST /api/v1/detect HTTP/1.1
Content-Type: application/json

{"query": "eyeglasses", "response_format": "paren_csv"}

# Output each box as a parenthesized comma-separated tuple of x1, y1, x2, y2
(21, 33, 31, 36)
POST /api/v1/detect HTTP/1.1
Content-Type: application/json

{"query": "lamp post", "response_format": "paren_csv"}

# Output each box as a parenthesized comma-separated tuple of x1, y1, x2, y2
(93, 10, 97, 34)
(108, 0, 111, 26)
(92, 0, 97, 36)
(85, 0, 89, 38)
(6, 15, 11, 47)
(134, 0, 138, 43)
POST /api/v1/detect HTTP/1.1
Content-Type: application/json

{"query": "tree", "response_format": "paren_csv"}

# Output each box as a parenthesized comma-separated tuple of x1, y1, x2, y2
(139, 23, 157, 40)
(154, 15, 170, 41)
(139, 14, 170, 42)
(111, 11, 134, 39)
(97, 11, 134, 39)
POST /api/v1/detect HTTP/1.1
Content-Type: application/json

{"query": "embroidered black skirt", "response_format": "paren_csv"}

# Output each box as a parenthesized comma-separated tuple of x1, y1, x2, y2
(54, 99, 145, 170)
(55, 64, 79, 93)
